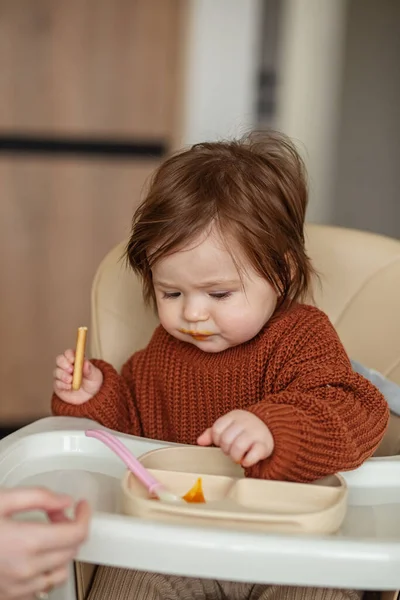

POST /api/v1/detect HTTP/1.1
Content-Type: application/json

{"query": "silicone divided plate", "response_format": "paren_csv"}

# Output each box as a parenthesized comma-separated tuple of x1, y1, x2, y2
(121, 446, 348, 534)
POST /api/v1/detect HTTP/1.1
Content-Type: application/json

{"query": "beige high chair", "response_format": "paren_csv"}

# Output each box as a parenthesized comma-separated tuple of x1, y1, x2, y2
(89, 223, 400, 453)
(76, 223, 400, 598)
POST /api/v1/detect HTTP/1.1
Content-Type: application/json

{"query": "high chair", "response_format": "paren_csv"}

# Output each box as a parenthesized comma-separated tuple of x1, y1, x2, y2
(89, 222, 400, 452)
(73, 224, 400, 598)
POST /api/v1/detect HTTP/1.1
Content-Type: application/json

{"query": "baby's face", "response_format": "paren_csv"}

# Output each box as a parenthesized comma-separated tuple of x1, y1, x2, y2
(152, 229, 277, 353)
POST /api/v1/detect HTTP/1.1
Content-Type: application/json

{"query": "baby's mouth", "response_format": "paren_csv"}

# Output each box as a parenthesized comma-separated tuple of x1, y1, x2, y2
(179, 329, 214, 341)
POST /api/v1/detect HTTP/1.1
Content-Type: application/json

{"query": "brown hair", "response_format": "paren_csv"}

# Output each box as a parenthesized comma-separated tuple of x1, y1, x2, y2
(126, 130, 315, 310)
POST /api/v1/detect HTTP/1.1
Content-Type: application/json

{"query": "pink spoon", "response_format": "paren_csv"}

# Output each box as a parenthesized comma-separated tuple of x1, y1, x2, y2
(85, 429, 182, 504)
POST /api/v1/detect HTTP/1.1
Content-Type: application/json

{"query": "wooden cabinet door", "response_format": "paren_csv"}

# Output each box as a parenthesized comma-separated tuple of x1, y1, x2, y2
(0, 0, 184, 424)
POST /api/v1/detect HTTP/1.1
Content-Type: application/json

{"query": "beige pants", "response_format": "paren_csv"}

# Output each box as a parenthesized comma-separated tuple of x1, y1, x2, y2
(87, 567, 363, 600)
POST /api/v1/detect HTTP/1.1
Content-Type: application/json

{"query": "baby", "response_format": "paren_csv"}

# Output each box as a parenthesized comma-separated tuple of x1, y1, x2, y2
(52, 131, 389, 600)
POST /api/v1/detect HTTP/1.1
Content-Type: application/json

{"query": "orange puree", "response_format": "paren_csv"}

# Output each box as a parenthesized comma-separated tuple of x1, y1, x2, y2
(182, 477, 206, 503)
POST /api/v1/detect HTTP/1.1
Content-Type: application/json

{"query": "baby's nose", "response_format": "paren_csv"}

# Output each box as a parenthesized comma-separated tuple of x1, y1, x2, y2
(183, 299, 208, 322)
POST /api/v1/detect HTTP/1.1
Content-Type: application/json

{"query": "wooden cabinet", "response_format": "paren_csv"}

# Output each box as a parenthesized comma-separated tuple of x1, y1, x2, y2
(0, 0, 183, 138)
(0, 0, 185, 424)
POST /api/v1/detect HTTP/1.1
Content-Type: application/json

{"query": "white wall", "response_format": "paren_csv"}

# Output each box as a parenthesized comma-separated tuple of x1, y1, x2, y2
(275, 0, 348, 224)
(180, 0, 262, 146)
(333, 0, 400, 239)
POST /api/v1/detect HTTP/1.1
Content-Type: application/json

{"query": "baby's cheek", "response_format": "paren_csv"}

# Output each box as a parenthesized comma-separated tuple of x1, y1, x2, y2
(157, 314, 173, 336)
(223, 313, 255, 340)
(240, 314, 267, 340)
(158, 304, 175, 326)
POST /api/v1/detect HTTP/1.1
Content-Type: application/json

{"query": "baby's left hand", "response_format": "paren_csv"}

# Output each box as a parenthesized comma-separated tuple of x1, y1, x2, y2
(197, 410, 274, 467)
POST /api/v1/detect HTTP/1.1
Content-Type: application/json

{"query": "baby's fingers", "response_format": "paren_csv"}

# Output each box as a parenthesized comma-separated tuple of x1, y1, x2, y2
(65, 348, 75, 363)
(55, 351, 74, 372)
(82, 359, 95, 379)
(54, 367, 72, 385)
(241, 442, 269, 468)
(54, 380, 72, 392)
(229, 432, 252, 464)
(197, 428, 213, 446)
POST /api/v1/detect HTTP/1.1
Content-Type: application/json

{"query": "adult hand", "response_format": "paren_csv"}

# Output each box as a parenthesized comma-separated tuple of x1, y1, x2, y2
(0, 487, 90, 600)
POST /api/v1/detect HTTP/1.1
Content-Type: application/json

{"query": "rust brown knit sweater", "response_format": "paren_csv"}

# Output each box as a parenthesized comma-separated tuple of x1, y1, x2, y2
(52, 304, 389, 482)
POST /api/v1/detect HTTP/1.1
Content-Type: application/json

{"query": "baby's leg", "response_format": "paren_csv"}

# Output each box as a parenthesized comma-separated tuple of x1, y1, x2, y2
(87, 566, 230, 600)
(87, 568, 363, 600)
(248, 586, 363, 600)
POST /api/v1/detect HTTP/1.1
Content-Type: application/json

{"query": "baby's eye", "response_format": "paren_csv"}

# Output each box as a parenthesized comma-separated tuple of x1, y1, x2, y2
(209, 292, 232, 300)
(163, 292, 181, 299)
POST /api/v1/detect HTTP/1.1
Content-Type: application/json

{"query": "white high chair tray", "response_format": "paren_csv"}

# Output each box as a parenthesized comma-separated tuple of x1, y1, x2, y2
(1, 417, 400, 593)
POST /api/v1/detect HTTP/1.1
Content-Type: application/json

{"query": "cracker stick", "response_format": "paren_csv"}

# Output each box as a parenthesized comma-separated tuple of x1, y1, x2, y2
(72, 326, 88, 391)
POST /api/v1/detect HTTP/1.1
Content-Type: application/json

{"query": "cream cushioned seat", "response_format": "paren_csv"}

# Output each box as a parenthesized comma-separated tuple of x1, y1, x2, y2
(89, 224, 400, 456)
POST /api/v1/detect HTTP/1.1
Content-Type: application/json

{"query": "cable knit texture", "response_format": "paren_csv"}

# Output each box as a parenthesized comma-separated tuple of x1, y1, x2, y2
(52, 304, 389, 482)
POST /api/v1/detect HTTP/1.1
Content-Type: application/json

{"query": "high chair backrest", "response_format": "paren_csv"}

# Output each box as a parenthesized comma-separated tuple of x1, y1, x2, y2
(90, 224, 400, 385)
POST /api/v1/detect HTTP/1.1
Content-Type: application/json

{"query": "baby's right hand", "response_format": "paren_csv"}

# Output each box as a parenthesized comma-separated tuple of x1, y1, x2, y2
(53, 349, 103, 405)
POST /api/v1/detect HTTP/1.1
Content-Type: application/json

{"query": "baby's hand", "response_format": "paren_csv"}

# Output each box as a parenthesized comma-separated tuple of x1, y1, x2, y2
(53, 349, 103, 405)
(197, 410, 274, 467)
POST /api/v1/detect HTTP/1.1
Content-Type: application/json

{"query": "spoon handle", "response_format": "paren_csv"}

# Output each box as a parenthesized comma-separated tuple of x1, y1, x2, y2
(85, 428, 164, 496)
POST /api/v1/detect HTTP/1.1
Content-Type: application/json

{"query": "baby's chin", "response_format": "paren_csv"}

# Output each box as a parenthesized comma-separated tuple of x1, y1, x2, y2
(189, 340, 232, 353)
(193, 340, 230, 353)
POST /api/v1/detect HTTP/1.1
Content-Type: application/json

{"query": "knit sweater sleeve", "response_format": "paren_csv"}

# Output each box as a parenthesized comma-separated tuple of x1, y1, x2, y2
(245, 309, 390, 482)
(51, 357, 143, 435)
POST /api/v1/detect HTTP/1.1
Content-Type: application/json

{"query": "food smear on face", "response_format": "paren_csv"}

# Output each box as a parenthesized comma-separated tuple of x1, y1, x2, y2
(179, 329, 213, 342)
(182, 477, 206, 503)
